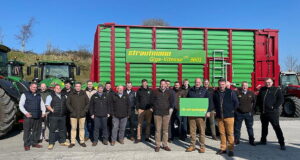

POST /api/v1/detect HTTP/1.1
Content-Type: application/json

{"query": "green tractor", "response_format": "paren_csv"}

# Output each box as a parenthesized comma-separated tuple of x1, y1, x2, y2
(27, 60, 81, 88)
(0, 45, 29, 137)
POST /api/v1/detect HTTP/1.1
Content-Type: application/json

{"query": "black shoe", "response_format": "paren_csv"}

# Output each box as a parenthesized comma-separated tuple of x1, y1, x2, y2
(212, 135, 218, 141)
(135, 139, 141, 144)
(228, 151, 234, 157)
(102, 140, 108, 145)
(249, 141, 256, 146)
(92, 142, 97, 146)
(216, 150, 227, 155)
(234, 139, 240, 145)
(145, 138, 151, 143)
(155, 147, 160, 152)
(280, 144, 286, 150)
(180, 137, 186, 141)
(68, 144, 75, 148)
(256, 141, 267, 145)
(80, 143, 87, 147)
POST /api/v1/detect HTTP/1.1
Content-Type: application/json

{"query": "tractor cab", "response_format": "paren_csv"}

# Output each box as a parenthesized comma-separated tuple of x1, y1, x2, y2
(280, 72, 300, 96)
(280, 72, 300, 117)
(27, 61, 80, 87)
(6, 60, 25, 81)
(0, 45, 10, 78)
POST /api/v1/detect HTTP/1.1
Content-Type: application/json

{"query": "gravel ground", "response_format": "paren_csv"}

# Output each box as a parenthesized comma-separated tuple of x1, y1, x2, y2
(0, 117, 299, 160)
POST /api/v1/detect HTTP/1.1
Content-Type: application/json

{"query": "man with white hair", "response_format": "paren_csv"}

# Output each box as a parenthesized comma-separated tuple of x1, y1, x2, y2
(111, 85, 131, 146)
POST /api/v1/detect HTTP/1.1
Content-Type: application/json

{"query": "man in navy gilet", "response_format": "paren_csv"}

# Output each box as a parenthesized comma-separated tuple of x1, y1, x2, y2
(19, 83, 46, 151)
(45, 84, 70, 150)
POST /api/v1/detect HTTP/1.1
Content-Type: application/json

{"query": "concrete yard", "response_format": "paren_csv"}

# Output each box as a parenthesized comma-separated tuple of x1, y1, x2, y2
(0, 117, 299, 160)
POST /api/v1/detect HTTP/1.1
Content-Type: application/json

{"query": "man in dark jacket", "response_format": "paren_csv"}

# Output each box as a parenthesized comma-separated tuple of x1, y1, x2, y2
(170, 81, 187, 141)
(166, 80, 176, 143)
(181, 79, 190, 96)
(111, 85, 131, 146)
(61, 80, 74, 140)
(186, 78, 211, 153)
(256, 78, 285, 150)
(150, 79, 175, 152)
(61, 81, 74, 97)
(45, 85, 70, 150)
(203, 79, 217, 140)
(135, 79, 152, 143)
(89, 84, 111, 146)
(234, 81, 256, 146)
(104, 81, 115, 141)
(66, 82, 90, 148)
(124, 81, 137, 141)
(19, 83, 46, 151)
(207, 78, 239, 157)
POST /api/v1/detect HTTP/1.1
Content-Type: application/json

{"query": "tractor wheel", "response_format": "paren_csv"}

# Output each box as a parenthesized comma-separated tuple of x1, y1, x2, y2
(283, 96, 300, 117)
(0, 88, 17, 137)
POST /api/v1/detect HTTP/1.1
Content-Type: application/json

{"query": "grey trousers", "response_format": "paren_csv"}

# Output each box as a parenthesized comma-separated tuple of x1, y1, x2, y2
(112, 116, 128, 142)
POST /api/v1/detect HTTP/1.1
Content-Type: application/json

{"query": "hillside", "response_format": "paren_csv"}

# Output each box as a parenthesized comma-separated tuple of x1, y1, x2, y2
(8, 51, 92, 83)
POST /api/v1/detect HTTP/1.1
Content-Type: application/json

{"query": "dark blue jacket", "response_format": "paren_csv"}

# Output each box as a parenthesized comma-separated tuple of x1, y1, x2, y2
(210, 88, 239, 118)
(24, 91, 42, 119)
(187, 86, 209, 98)
(187, 86, 213, 116)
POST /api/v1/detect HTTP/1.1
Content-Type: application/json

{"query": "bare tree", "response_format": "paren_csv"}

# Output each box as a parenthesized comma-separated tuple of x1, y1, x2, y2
(142, 18, 169, 26)
(284, 56, 298, 72)
(296, 64, 300, 73)
(44, 41, 62, 55)
(15, 17, 35, 52)
(0, 28, 4, 44)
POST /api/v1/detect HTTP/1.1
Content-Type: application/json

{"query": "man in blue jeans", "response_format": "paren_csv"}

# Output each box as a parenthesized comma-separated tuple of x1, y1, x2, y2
(234, 81, 256, 146)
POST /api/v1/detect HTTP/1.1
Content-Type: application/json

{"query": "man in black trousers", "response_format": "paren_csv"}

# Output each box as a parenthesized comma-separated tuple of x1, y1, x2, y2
(19, 83, 46, 151)
(256, 78, 285, 150)
(90, 84, 111, 146)
(45, 85, 70, 150)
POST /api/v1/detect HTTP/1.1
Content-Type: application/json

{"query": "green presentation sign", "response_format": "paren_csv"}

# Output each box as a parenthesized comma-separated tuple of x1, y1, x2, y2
(179, 98, 209, 117)
(125, 49, 206, 64)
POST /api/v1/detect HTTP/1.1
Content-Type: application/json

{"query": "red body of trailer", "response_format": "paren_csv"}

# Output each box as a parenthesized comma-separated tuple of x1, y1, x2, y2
(90, 23, 280, 91)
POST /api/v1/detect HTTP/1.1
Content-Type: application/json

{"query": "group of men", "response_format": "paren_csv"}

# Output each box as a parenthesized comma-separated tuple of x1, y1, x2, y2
(19, 77, 285, 157)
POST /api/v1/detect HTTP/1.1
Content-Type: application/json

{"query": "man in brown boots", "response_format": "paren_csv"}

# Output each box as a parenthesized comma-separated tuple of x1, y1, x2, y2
(185, 78, 212, 153)
(150, 79, 175, 152)
(67, 82, 90, 148)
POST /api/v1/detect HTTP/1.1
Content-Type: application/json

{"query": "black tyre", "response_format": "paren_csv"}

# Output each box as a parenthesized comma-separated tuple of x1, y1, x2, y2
(283, 96, 300, 117)
(0, 88, 17, 137)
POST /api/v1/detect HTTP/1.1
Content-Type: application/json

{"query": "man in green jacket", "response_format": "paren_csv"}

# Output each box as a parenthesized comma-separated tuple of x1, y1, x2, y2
(66, 82, 90, 148)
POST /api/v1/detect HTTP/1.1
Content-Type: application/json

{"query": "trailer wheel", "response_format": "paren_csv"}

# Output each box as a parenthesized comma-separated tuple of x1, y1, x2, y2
(283, 96, 300, 117)
(0, 88, 17, 137)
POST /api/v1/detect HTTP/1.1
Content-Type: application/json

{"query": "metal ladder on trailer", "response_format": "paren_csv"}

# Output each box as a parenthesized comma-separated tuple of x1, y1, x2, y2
(212, 50, 228, 86)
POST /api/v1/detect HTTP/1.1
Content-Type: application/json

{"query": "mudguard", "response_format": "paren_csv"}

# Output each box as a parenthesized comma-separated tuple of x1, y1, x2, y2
(0, 79, 20, 100)
(15, 81, 29, 95)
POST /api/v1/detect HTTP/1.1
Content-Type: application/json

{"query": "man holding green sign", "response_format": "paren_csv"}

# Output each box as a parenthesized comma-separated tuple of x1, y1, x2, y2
(180, 78, 212, 153)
